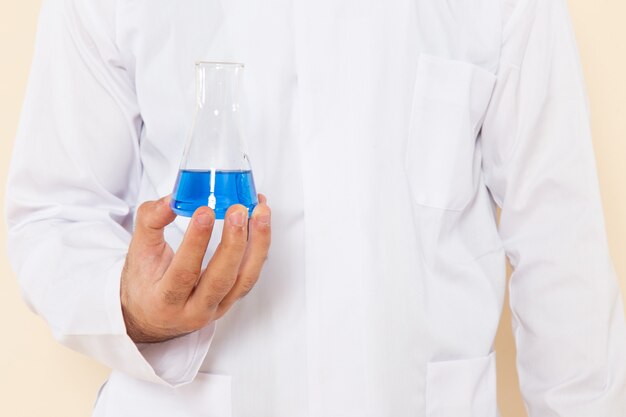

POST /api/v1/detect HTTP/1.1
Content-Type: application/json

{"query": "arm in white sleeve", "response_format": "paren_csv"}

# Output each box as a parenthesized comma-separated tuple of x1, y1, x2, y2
(4, 0, 214, 387)
(481, 0, 626, 415)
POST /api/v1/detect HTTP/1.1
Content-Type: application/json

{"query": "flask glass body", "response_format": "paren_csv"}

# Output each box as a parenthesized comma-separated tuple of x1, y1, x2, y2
(171, 62, 258, 219)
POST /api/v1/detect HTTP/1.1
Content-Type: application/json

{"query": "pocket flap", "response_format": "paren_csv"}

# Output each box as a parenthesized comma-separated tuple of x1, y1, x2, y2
(414, 53, 496, 129)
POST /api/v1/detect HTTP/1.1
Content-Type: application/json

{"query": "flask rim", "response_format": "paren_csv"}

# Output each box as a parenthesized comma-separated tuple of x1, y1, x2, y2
(195, 61, 245, 68)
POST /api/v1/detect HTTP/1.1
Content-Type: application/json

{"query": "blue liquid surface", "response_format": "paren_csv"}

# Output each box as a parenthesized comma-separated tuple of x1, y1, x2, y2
(171, 169, 258, 219)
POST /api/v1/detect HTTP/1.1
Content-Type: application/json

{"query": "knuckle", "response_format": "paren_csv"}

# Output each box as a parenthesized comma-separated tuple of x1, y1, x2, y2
(174, 269, 199, 286)
(212, 278, 235, 297)
(254, 223, 271, 237)
(186, 312, 211, 330)
(161, 289, 187, 305)
(205, 278, 235, 305)
(204, 292, 223, 308)
(136, 201, 152, 220)
(237, 278, 257, 299)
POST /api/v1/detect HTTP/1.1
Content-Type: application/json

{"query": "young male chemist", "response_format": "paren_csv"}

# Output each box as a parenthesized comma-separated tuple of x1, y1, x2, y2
(6, 0, 626, 416)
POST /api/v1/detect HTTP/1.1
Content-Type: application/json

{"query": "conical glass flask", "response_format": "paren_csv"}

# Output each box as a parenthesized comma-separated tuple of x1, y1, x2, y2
(171, 62, 258, 219)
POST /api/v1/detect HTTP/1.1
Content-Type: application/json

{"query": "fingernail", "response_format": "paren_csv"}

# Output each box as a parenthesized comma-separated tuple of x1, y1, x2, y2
(229, 210, 246, 227)
(256, 213, 270, 226)
(196, 213, 214, 226)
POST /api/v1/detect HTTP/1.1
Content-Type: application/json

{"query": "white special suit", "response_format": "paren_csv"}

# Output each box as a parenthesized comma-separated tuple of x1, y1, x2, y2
(6, 0, 626, 416)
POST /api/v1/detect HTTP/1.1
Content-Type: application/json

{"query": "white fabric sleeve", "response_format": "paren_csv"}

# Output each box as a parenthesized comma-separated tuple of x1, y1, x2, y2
(4, 0, 214, 387)
(481, 0, 626, 415)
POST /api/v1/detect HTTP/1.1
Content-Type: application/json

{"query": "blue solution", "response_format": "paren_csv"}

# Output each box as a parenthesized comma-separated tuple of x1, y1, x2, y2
(171, 169, 258, 219)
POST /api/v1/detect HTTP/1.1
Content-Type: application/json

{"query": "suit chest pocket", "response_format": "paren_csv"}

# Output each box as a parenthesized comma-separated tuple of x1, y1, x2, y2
(405, 53, 496, 211)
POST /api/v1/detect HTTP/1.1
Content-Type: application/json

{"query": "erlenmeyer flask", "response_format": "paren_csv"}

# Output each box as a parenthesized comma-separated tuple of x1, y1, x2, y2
(171, 62, 258, 219)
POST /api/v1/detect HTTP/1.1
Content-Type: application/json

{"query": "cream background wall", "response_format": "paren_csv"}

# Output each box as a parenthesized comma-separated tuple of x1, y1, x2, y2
(0, 1, 624, 416)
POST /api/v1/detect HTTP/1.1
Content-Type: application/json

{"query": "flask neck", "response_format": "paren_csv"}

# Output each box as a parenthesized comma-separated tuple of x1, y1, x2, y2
(195, 62, 243, 113)
(182, 62, 248, 171)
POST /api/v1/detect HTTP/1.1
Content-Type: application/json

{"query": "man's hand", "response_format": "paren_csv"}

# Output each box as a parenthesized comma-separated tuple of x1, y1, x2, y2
(120, 194, 271, 343)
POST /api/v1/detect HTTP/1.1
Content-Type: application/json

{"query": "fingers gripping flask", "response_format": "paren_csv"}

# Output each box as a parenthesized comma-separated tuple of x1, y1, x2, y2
(171, 62, 258, 219)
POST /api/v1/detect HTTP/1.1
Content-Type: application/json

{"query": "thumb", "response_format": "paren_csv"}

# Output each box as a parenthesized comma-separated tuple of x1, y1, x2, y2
(133, 194, 177, 247)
